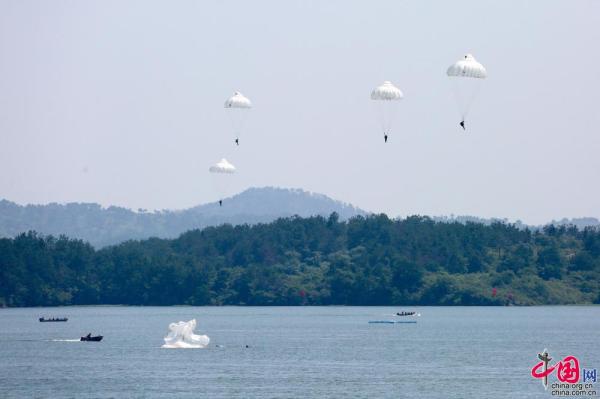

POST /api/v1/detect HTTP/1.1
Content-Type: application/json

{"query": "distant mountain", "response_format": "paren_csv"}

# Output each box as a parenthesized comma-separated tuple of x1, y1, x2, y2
(2, 188, 597, 248)
(0, 187, 367, 247)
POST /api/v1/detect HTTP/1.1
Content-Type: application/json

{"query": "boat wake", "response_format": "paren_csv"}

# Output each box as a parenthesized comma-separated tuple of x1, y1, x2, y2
(51, 339, 81, 342)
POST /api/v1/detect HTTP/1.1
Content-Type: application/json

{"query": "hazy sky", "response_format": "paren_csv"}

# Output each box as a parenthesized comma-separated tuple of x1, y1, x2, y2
(0, 0, 599, 224)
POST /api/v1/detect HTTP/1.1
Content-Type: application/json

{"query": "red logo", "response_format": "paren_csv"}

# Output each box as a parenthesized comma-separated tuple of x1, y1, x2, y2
(531, 349, 580, 389)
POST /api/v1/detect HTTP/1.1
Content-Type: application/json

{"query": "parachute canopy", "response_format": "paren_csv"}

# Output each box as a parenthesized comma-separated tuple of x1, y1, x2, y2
(209, 158, 236, 174)
(447, 54, 487, 79)
(370, 81, 403, 101)
(224, 91, 252, 109)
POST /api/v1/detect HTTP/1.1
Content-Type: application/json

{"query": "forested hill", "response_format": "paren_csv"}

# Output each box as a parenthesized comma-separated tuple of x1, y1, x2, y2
(0, 187, 366, 247)
(1, 214, 599, 307)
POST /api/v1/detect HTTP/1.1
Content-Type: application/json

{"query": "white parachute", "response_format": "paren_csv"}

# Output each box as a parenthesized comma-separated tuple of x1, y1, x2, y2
(162, 319, 210, 349)
(224, 91, 252, 145)
(209, 158, 236, 205)
(209, 158, 236, 174)
(447, 54, 487, 129)
(370, 81, 403, 142)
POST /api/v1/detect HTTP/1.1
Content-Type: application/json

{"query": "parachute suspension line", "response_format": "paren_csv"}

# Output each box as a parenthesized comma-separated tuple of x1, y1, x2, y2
(450, 78, 463, 120)
(384, 101, 395, 140)
(450, 77, 483, 124)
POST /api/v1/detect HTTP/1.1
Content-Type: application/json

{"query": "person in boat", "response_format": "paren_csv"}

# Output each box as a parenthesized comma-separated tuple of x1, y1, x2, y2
(384, 133, 388, 143)
(235, 138, 239, 146)
(86, 333, 91, 339)
(460, 120, 465, 130)
(219, 200, 222, 207)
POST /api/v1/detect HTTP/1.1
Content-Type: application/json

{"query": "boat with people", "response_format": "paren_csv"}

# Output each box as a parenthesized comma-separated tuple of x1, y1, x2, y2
(39, 317, 68, 322)
(396, 311, 417, 317)
(80, 333, 103, 342)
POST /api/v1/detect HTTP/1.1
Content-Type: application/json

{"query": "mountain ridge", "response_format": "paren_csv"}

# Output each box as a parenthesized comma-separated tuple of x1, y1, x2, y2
(1, 187, 598, 248)
(0, 187, 368, 247)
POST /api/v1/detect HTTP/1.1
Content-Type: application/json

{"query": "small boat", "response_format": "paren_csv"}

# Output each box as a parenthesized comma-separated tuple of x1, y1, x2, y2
(369, 320, 417, 324)
(396, 311, 416, 317)
(80, 334, 103, 342)
(39, 317, 68, 322)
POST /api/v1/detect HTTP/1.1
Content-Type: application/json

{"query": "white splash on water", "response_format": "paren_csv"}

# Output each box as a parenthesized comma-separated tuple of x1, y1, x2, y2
(162, 319, 210, 349)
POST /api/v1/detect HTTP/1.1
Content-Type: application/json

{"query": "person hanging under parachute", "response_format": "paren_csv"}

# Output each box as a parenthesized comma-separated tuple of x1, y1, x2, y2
(447, 54, 487, 131)
(224, 91, 252, 146)
(370, 81, 403, 143)
(209, 158, 236, 207)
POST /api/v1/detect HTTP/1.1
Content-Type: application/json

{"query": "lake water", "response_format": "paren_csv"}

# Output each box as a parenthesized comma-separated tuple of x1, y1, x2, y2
(0, 306, 598, 398)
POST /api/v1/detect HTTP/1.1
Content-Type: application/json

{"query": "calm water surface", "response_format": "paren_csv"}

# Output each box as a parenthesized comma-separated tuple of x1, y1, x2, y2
(0, 306, 598, 398)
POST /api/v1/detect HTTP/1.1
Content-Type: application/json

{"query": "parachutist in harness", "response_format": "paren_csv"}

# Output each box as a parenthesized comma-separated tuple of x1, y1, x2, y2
(384, 134, 388, 143)
(219, 200, 222, 207)
(460, 120, 465, 130)
(235, 138, 239, 146)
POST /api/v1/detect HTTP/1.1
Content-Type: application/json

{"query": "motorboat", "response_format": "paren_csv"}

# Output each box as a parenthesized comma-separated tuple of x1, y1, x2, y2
(39, 317, 68, 322)
(396, 311, 416, 317)
(80, 334, 103, 342)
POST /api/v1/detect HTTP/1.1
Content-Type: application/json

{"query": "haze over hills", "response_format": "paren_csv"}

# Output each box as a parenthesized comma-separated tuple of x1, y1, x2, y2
(431, 215, 600, 231)
(0, 187, 367, 247)
(1, 186, 598, 248)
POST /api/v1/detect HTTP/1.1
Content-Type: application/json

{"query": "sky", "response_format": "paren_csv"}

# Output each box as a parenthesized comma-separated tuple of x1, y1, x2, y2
(0, 0, 599, 224)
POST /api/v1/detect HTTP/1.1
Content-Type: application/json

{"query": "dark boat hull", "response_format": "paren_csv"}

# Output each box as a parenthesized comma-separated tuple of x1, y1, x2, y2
(80, 336, 103, 342)
(39, 318, 68, 322)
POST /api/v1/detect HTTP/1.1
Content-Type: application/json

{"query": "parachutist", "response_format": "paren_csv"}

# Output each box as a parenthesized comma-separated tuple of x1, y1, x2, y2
(371, 81, 402, 144)
(225, 92, 251, 146)
(447, 55, 486, 130)
(219, 200, 222, 207)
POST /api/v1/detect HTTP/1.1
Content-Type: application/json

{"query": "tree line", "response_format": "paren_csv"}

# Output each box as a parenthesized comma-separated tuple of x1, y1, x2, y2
(1, 213, 599, 307)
